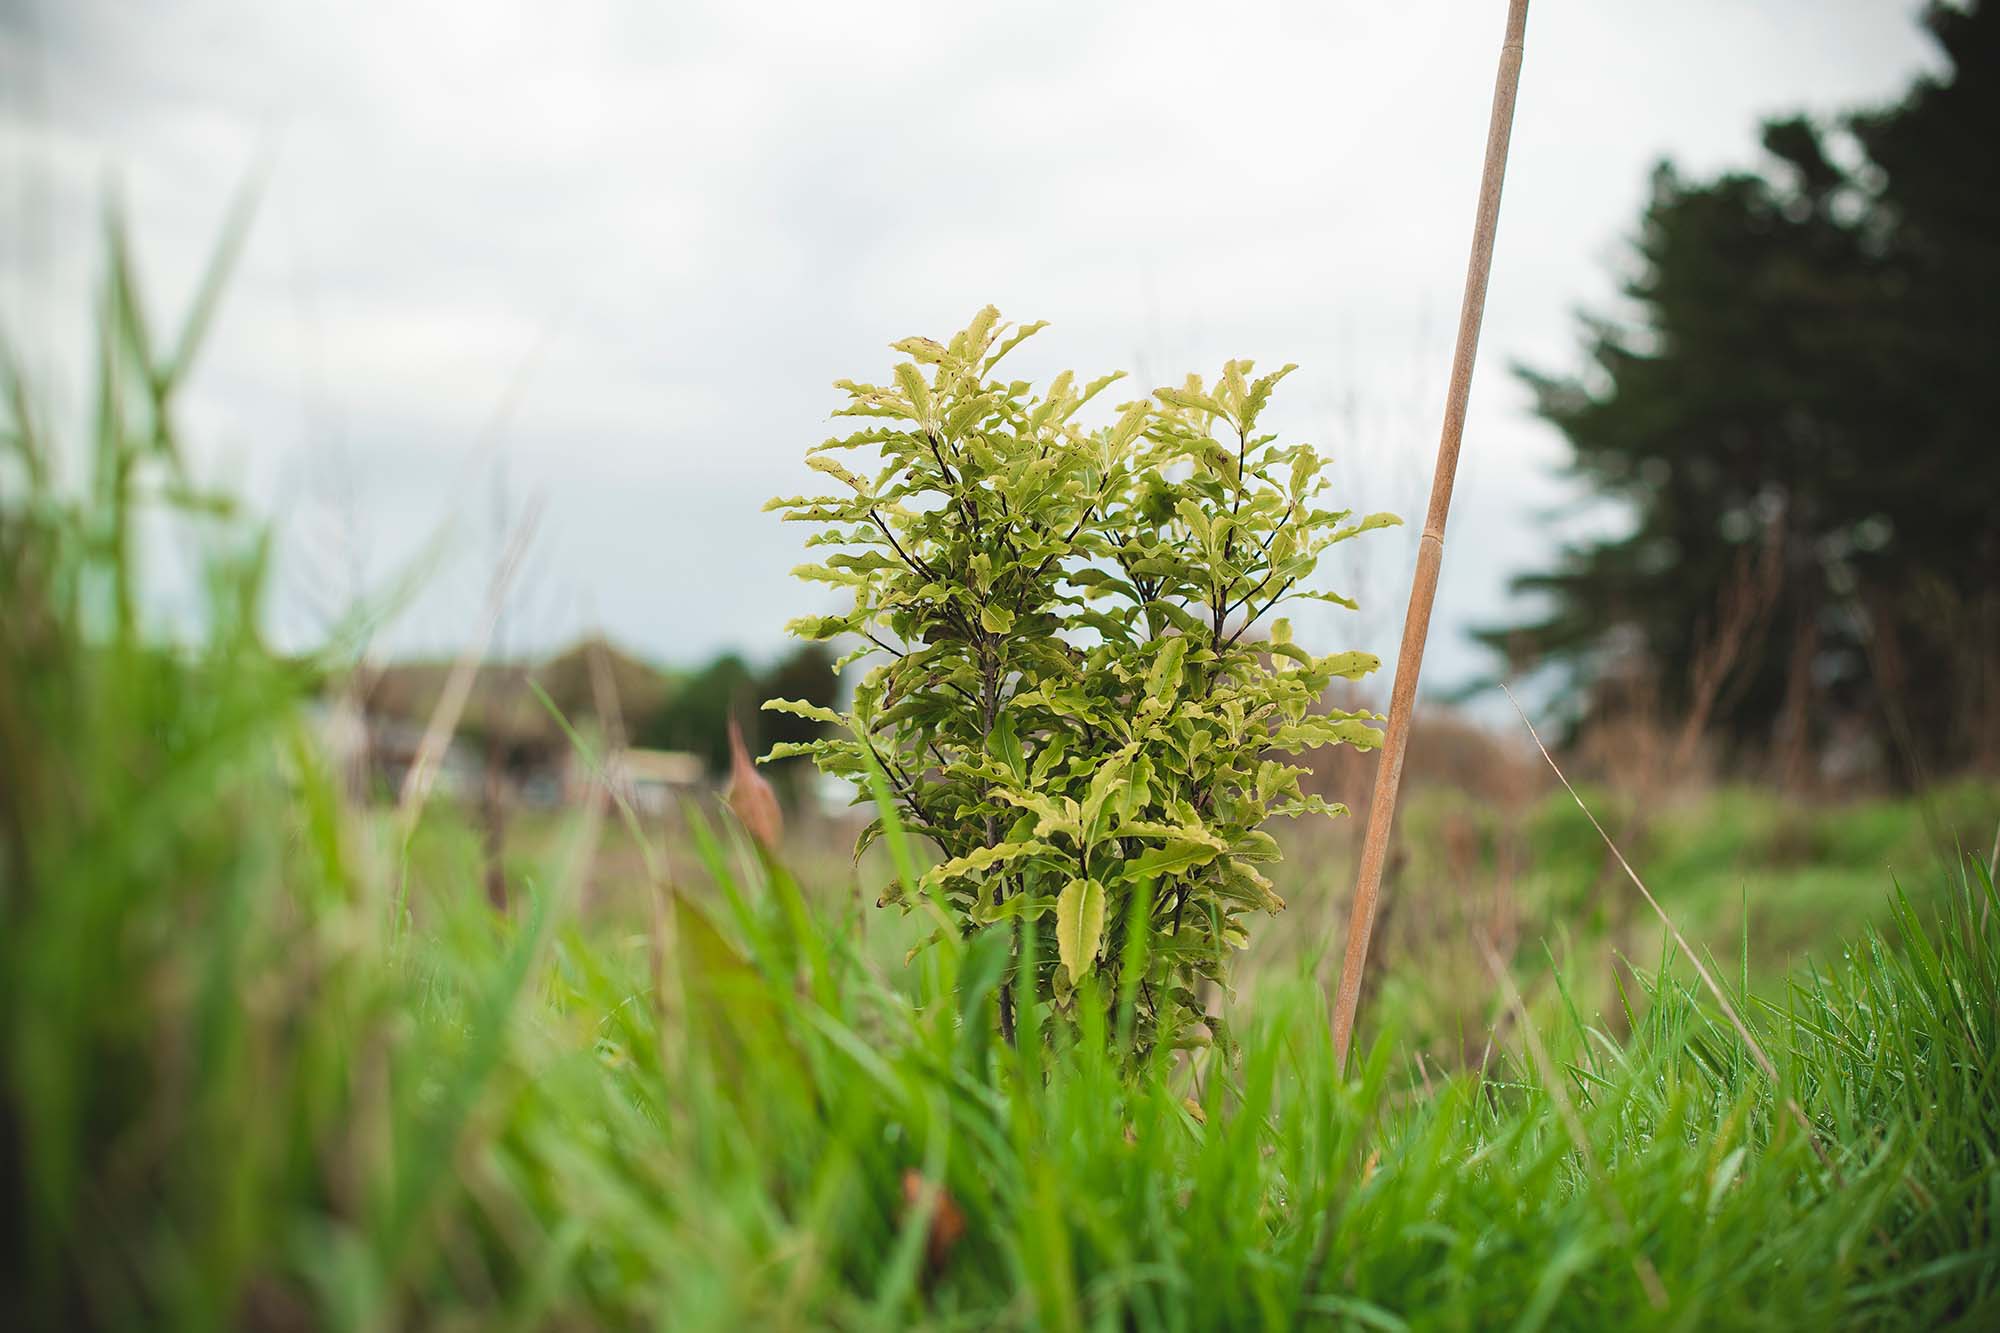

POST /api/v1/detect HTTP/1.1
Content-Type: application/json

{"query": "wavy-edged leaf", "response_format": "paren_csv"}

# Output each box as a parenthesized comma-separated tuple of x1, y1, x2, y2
(1122, 839, 1225, 883)
(919, 838, 1054, 891)
(891, 335, 947, 364)
(1055, 877, 1105, 981)
(761, 697, 844, 727)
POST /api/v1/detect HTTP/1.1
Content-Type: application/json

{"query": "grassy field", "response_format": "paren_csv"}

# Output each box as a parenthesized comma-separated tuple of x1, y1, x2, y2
(7, 640, 1998, 1327)
(1252, 776, 1998, 1060)
(5, 230, 1998, 1329)
(479, 771, 1997, 1070)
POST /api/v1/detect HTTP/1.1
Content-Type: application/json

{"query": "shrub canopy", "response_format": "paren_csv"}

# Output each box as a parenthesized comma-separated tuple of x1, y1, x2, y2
(766, 309, 1396, 1050)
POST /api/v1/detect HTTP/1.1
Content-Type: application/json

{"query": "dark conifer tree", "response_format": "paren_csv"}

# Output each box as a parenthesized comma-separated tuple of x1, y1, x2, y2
(1486, 2, 1998, 781)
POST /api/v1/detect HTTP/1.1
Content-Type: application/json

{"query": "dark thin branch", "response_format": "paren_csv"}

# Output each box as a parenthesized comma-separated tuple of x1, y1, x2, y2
(1225, 577, 1298, 648)
(870, 509, 938, 582)
(1224, 568, 1279, 626)
(990, 486, 1027, 563)
(861, 731, 930, 823)
(863, 630, 909, 660)
(1219, 512, 1297, 625)
(925, 429, 960, 488)
(1026, 496, 1104, 585)
(928, 429, 986, 537)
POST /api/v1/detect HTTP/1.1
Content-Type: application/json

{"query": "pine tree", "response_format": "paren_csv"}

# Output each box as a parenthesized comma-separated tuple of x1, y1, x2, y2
(1485, 1, 1999, 781)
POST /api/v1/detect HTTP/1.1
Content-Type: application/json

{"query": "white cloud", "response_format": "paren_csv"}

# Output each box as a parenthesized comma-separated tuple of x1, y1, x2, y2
(1, 0, 1944, 695)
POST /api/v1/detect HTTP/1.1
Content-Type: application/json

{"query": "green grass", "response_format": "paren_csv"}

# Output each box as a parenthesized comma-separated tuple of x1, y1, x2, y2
(6, 634, 1998, 1328)
(1243, 776, 1998, 1066)
(5, 216, 1998, 1330)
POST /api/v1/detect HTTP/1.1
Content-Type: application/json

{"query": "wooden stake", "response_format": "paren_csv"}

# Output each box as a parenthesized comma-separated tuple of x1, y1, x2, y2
(1331, 0, 1531, 1068)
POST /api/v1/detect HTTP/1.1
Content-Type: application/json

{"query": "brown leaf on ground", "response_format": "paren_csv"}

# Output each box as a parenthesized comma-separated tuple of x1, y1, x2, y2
(900, 1168, 967, 1275)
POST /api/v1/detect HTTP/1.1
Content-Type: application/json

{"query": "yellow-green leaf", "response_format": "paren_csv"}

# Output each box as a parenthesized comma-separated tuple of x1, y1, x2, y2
(894, 362, 933, 422)
(1316, 650, 1380, 680)
(920, 839, 1053, 890)
(1123, 839, 1224, 882)
(1055, 877, 1106, 982)
(1146, 635, 1188, 701)
(761, 698, 843, 726)
(891, 336, 946, 364)
(806, 455, 867, 492)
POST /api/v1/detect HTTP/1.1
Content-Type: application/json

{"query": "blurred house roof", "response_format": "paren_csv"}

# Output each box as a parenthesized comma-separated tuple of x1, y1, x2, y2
(358, 635, 672, 750)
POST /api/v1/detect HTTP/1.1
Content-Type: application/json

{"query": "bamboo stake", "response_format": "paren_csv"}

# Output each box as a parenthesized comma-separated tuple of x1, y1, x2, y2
(1331, 0, 1531, 1068)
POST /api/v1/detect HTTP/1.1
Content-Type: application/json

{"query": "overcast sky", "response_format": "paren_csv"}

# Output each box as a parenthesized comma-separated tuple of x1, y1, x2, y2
(0, 0, 1944, 698)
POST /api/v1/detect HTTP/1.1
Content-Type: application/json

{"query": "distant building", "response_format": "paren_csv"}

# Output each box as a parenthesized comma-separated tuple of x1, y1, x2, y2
(317, 636, 694, 810)
(573, 747, 706, 816)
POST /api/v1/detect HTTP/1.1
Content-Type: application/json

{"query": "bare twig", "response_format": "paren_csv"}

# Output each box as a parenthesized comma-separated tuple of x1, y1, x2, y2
(1331, 0, 1532, 1067)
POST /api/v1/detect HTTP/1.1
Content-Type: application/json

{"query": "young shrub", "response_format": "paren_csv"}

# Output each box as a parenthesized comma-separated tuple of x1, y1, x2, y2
(765, 309, 1395, 1053)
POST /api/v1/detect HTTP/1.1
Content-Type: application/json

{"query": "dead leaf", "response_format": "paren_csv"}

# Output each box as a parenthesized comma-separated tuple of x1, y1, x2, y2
(726, 715, 783, 852)
(901, 1168, 967, 1275)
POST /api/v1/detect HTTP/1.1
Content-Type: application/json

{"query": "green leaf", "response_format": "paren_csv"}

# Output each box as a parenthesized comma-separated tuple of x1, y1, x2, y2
(921, 839, 1053, 890)
(891, 335, 946, 364)
(1342, 511, 1403, 537)
(1316, 650, 1380, 680)
(1108, 400, 1151, 450)
(980, 604, 1016, 634)
(1216, 859, 1285, 913)
(1269, 714, 1385, 752)
(894, 362, 933, 422)
(1029, 729, 1070, 784)
(1156, 385, 1227, 421)
(1055, 877, 1106, 982)
(761, 698, 844, 726)
(784, 614, 852, 640)
(1123, 839, 1225, 882)
(1175, 498, 1213, 548)
(987, 710, 1025, 778)
(983, 316, 1047, 372)
(1240, 363, 1296, 431)
(1270, 794, 1352, 820)
(1081, 746, 1135, 842)
(807, 455, 868, 492)
(973, 892, 1056, 924)
(1289, 589, 1361, 611)
(1146, 634, 1189, 701)
(993, 788, 1082, 840)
